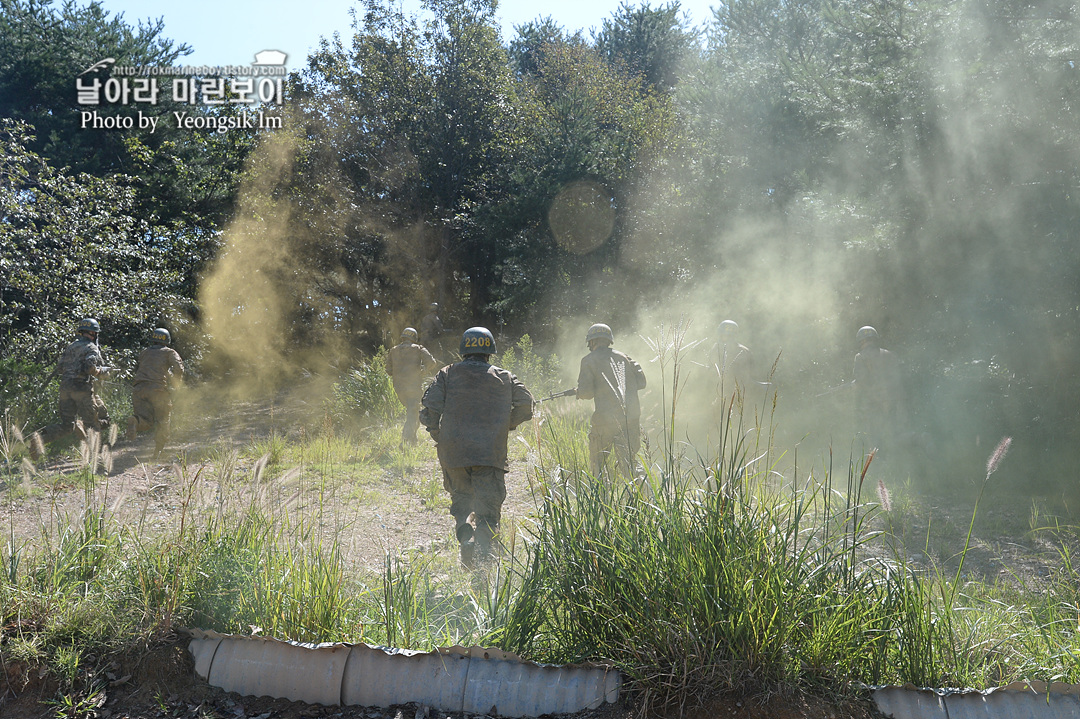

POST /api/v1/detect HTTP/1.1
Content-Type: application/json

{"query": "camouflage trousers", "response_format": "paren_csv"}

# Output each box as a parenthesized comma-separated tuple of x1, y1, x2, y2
(130, 385, 173, 453)
(393, 383, 422, 444)
(37, 385, 110, 445)
(589, 413, 640, 478)
(441, 465, 506, 562)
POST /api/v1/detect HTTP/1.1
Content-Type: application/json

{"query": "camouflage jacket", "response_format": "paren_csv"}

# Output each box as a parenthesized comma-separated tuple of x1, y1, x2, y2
(133, 345, 185, 390)
(386, 342, 438, 383)
(576, 347, 647, 420)
(56, 337, 104, 389)
(420, 358, 533, 471)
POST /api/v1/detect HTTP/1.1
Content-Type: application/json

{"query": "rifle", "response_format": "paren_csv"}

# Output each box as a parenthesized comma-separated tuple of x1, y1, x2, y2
(815, 381, 854, 398)
(535, 388, 577, 404)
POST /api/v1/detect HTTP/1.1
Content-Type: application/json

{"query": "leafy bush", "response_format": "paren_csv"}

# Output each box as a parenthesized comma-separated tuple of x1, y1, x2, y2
(326, 348, 402, 427)
(500, 334, 563, 399)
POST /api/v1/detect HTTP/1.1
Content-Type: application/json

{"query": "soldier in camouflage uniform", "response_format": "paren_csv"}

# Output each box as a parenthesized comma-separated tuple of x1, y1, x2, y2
(420, 327, 533, 568)
(30, 318, 112, 458)
(385, 327, 439, 444)
(420, 303, 446, 358)
(576, 323, 647, 478)
(714, 320, 753, 398)
(852, 325, 902, 451)
(127, 328, 185, 458)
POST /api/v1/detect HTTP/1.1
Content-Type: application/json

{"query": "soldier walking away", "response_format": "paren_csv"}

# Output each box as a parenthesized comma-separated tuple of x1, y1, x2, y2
(420, 327, 533, 568)
(385, 327, 438, 444)
(127, 328, 185, 459)
(576, 323, 647, 478)
(29, 318, 113, 460)
(715, 319, 753, 399)
(420, 303, 446, 356)
(852, 325, 902, 453)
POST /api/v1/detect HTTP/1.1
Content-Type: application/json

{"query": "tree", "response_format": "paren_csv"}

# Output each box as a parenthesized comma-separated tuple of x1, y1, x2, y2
(594, 1, 699, 92)
(0, 119, 189, 368)
(0, 0, 253, 228)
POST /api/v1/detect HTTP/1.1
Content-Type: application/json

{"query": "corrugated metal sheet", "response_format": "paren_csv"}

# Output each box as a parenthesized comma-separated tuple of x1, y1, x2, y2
(186, 629, 620, 717)
(872, 682, 1080, 719)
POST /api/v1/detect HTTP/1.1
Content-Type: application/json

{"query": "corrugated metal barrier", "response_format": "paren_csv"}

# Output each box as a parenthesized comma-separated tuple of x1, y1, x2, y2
(188, 629, 1080, 718)
(872, 681, 1080, 719)
(186, 629, 621, 717)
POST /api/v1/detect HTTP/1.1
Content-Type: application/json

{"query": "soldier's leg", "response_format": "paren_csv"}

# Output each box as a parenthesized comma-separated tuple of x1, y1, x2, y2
(443, 466, 477, 567)
(614, 418, 642, 478)
(402, 397, 420, 444)
(151, 390, 173, 457)
(91, 390, 110, 428)
(29, 389, 75, 458)
(130, 386, 155, 439)
(589, 416, 618, 478)
(470, 467, 507, 560)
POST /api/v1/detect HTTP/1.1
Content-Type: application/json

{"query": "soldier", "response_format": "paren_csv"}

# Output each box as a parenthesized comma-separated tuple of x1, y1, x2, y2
(420, 327, 533, 568)
(576, 323, 647, 478)
(420, 303, 445, 354)
(715, 319, 753, 398)
(852, 325, 902, 450)
(127, 328, 185, 459)
(385, 327, 439, 444)
(29, 318, 112, 459)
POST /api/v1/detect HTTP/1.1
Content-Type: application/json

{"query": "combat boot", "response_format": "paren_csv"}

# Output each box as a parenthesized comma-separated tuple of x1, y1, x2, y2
(456, 522, 476, 569)
(459, 540, 476, 570)
(474, 520, 498, 564)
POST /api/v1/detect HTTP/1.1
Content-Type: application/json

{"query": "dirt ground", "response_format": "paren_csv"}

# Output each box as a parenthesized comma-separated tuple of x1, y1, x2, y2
(1, 392, 1068, 718)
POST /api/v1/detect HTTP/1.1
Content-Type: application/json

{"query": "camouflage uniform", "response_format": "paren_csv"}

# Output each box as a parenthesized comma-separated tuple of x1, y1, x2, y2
(386, 341, 438, 443)
(420, 310, 445, 346)
(853, 345, 901, 449)
(129, 344, 185, 455)
(420, 357, 533, 564)
(37, 337, 110, 446)
(715, 340, 753, 399)
(576, 346, 647, 477)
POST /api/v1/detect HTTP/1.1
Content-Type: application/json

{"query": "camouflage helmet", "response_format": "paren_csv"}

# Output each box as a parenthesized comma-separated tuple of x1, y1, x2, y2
(151, 328, 171, 345)
(460, 327, 496, 356)
(856, 325, 879, 346)
(586, 323, 614, 346)
(400, 327, 418, 342)
(77, 318, 100, 335)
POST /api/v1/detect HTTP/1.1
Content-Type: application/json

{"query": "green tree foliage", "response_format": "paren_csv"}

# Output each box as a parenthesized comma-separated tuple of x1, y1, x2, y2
(279, 0, 533, 345)
(0, 120, 188, 369)
(0, 0, 253, 228)
(489, 35, 682, 329)
(594, 1, 699, 92)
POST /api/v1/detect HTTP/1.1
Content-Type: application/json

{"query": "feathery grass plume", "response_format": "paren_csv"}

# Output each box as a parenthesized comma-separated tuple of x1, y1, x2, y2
(876, 478, 892, 512)
(107, 422, 119, 446)
(21, 457, 35, 479)
(30, 432, 45, 460)
(12, 424, 24, 444)
(253, 453, 269, 483)
(986, 436, 1012, 478)
(859, 448, 877, 487)
(102, 445, 114, 475)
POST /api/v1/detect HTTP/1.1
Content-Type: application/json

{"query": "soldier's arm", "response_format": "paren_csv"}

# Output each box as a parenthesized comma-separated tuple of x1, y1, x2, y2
(421, 348, 437, 371)
(575, 356, 595, 400)
(631, 358, 646, 390)
(419, 370, 446, 440)
(172, 350, 186, 379)
(85, 346, 108, 376)
(508, 376, 534, 430)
